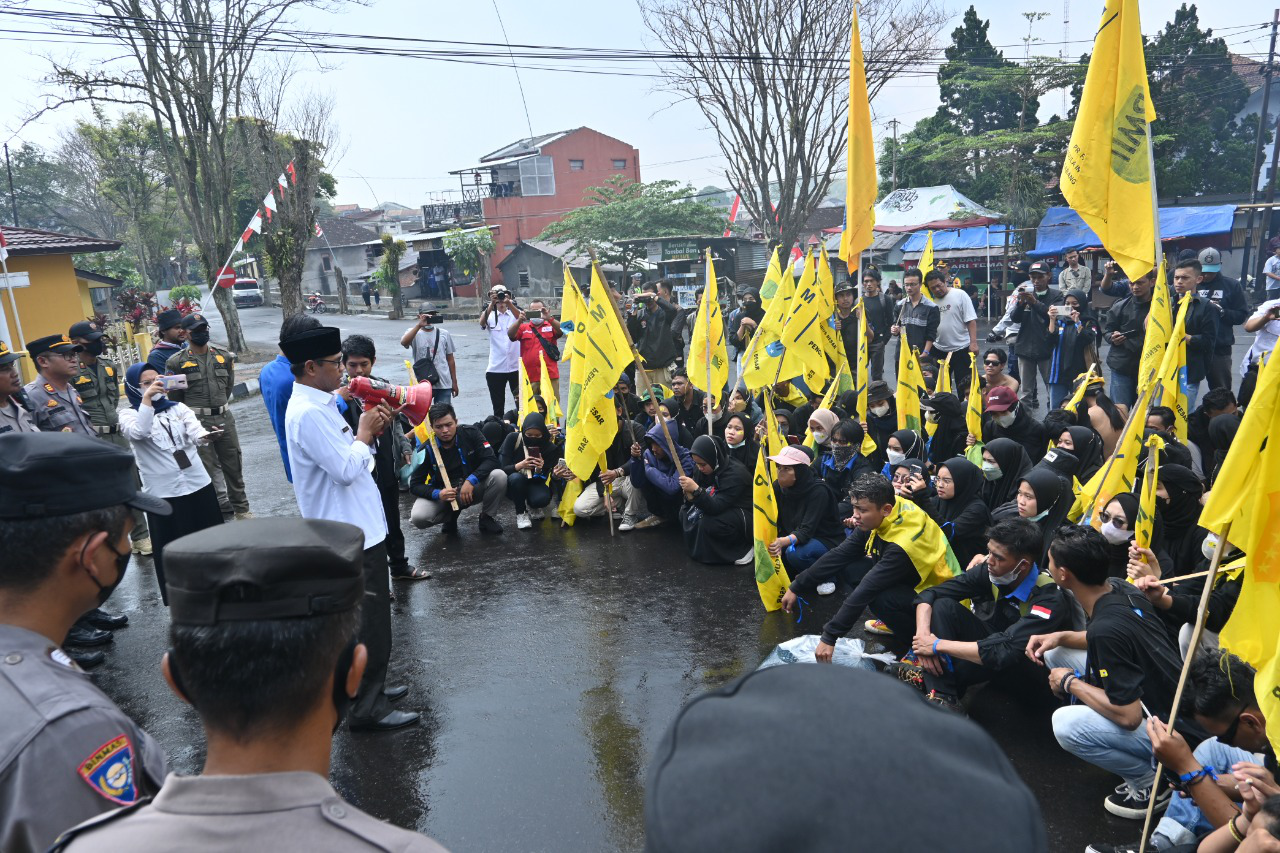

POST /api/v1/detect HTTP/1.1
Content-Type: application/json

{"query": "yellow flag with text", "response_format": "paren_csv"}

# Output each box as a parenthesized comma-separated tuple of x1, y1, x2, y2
(562, 266, 627, 479)
(518, 357, 536, 424)
(966, 352, 984, 440)
(1074, 386, 1153, 525)
(1061, 0, 1158, 281)
(1134, 434, 1163, 549)
(816, 250, 842, 367)
(855, 298, 878, 456)
(897, 345, 925, 432)
(539, 350, 563, 424)
(918, 231, 936, 278)
(1137, 262, 1170, 393)
(759, 247, 784, 307)
(741, 259, 796, 390)
(752, 414, 791, 611)
(778, 251, 831, 391)
(688, 249, 730, 406)
(559, 267, 586, 362)
(1152, 293, 1191, 441)
(838, 2, 876, 266)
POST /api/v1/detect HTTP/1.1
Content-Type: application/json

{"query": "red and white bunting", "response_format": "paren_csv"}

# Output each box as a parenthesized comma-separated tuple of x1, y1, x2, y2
(277, 173, 288, 192)
(286, 161, 297, 185)
(314, 223, 324, 238)
(722, 194, 741, 238)
(262, 190, 277, 222)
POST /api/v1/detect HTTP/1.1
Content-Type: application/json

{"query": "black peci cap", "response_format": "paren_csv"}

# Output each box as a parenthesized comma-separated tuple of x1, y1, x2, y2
(26, 333, 82, 360)
(280, 326, 342, 365)
(156, 309, 184, 331)
(0, 432, 172, 519)
(164, 518, 366, 626)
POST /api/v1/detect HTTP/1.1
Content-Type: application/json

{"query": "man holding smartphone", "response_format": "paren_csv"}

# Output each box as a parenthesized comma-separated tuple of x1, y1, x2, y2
(508, 299, 563, 401)
(1102, 268, 1155, 407)
(1241, 295, 1280, 379)
(401, 309, 458, 405)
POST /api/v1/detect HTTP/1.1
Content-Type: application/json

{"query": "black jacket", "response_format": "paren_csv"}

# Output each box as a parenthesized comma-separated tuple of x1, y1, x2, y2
(775, 466, 845, 549)
(863, 293, 896, 345)
(791, 531, 919, 645)
(1197, 274, 1248, 355)
(409, 423, 498, 499)
(1103, 292, 1152, 378)
(1010, 288, 1059, 361)
(982, 408, 1048, 464)
(1180, 295, 1219, 384)
(628, 297, 679, 367)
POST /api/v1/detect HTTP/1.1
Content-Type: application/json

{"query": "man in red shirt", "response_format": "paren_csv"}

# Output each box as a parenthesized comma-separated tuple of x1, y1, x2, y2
(507, 299, 564, 400)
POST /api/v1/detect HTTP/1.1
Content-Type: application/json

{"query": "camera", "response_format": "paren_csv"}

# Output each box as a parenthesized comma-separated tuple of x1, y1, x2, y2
(160, 374, 188, 391)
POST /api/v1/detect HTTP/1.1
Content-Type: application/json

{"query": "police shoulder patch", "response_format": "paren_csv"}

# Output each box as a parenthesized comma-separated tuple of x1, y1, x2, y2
(78, 734, 140, 805)
(44, 383, 55, 393)
(74, 375, 91, 384)
(105, 366, 114, 377)
(215, 354, 226, 364)
(181, 361, 198, 369)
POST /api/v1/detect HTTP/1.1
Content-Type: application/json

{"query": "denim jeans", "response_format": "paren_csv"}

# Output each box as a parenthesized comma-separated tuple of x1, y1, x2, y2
(1052, 705, 1156, 789)
(1110, 370, 1138, 408)
(1047, 382, 1069, 410)
(782, 538, 830, 573)
(1154, 738, 1254, 846)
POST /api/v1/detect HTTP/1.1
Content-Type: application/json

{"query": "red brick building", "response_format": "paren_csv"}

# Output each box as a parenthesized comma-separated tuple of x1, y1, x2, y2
(445, 127, 641, 287)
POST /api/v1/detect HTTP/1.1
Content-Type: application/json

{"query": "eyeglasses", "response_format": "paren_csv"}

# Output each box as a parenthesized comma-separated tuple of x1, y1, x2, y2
(935, 476, 954, 485)
(314, 357, 343, 368)
(1097, 510, 1128, 528)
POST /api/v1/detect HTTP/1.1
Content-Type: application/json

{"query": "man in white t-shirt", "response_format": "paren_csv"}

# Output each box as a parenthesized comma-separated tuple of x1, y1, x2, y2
(479, 285, 521, 418)
(924, 269, 978, 395)
(400, 309, 458, 405)
(1263, 242, 1280, 300)
(1242, 297, 1280, 377)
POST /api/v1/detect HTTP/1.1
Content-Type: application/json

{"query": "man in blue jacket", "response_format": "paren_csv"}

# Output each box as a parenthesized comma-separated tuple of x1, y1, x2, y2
(629, 421, 694, 530)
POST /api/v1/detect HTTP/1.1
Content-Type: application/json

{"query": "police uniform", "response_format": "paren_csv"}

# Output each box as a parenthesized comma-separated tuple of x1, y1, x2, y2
(164, 313, 250, 516)
(0, 341, 39, 435)
(52, 518, 445, 853)
(0, 432, 172, 853)
(23, 334, 94, 435)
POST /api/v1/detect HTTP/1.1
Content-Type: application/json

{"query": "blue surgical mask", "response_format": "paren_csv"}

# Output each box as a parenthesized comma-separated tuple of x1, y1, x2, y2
(981, 462, 1002, 481)
(1026, 509, 1048, 522)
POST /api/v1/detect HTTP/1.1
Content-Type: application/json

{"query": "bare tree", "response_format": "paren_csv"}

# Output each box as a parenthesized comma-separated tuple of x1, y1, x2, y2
(44, 0, 343, 353)
(641, 0, 947, 254)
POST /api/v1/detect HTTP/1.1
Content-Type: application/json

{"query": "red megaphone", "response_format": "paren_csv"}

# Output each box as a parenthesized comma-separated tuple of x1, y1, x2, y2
(347, 376, 434, 426)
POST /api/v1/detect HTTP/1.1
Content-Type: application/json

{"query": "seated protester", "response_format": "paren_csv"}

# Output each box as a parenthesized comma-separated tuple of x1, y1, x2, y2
(1073, 375, 1129, 457)
(613, 372, 644, 421)
(530, 395, 563, 445)
(1207, 413, 1240, 489)
(806, 408, 839, 451)
(51, 519, 448, 853)
(781, 473, 961, 656)
(862, 381, 897, 465)
(1130, 531, 1242, 659)
(409, 404, 507, 535)
(668, 371, 707, 434)
(479, 417, 511, 451)
(693, 395, 732, 439)
(499, 412, 563, 530)
(1032, 446, 1081, 488)
(1146, 406, 1197, 473)
(678, 435, 753, 565)
(1027, 527, 1184, 821)
(922, 392, 968, 468)
(820, 419, 880, 519)
(1155, 463, 1208, 573)
(989, 467, 1074, 562)
(765, 444, 846, 576)
(572, 400, 646, 530)
(1186, 387, 1237, 470)
(882, 428, 926, 478)
(637, 390, 662, 429)
(899, 518, 1074, 713)
(1097, 492, 1173, 580)
(629, 422, 695, 530)
(721, 412, 757, 467)
(890, 458, 935, 508)
(925, 456, 992, 568)
(982, 386, 1048, 463)
(773, 410, 801, 445)
(980, 437, 1034, 512)
(1041, 405, 1078, 441)
(1090, 651, 1277, 852)
(1057, 424, 1105, 483)
(657, 399, 697, 448)
(980, 347, 1020, 395)
(726, 385, 761, 424)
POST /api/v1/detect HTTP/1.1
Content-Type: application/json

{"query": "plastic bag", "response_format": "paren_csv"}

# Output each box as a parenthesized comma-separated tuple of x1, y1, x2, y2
(758, 635, 880, 671)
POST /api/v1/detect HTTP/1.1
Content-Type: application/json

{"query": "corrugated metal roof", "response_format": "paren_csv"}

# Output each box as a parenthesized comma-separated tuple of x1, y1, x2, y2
(310, 220, 379, 249)
(0, 226, 121, 257)
(479, 129, 576, 163)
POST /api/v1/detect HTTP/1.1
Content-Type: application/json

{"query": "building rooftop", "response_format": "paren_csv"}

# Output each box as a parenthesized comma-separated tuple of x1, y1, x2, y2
(311, 220, 379, 249)
(0, 225, 121, 257)
(479, 129, 578, 163)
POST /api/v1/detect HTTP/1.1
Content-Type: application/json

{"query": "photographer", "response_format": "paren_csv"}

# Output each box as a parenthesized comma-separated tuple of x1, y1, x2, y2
(626, 281, 679, 386)
(1242, 297, 1280, 378)
(480, 285, 521, 418)
(1009, 262, 1059, 409)
(508, 299, 563, 401)
(401, 309, 458, 405)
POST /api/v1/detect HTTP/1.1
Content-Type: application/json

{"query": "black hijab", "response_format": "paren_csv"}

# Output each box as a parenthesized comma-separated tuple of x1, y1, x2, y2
(518, 411, 549, 449)
(737, 288, 765, 326)
(722, 412, 757, 466)
(1063, 425, 1104, 482)
(891, 429, 926, 461)
(1157, 464, 1203, 530)
(1207, 414, 1240, 487)
(982, 437, 1033, 509)
(1021, 467, 1073, 563)
(936, 456, 984, 522)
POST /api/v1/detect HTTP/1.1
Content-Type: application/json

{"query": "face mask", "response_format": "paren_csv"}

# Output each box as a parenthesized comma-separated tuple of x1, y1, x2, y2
(832, 445, 855, 466)
(189, 330, 210, 347)
(730, 398, 747, 413)
(83, 339, 106, 356)
(726, 435, 745, 448)
(1201, 534, 1222, 561)
(989, 560, 1026, 587)
(1026, 509, 1048, 522)
(994, 412, 1016, 428)
(870, 404, 890, 418)
(982, 462, 1002, 481)
(1101, 521, 1134, 546)
(85, 537, 130, 605)
(811, 430, 829, 445)
(886, 449, 906, 466)
(924, 411, 939, 424)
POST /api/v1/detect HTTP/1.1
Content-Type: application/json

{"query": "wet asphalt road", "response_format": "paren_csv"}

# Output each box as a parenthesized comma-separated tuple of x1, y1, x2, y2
(85, 297, 1247, 853)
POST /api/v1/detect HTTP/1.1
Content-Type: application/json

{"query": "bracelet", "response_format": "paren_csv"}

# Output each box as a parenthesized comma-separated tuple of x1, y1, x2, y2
(932, 639, 940, 655)
(1060, 674, 1075, 696)
(1228, 814, 1246, 843)
(790, 534, 797, 545)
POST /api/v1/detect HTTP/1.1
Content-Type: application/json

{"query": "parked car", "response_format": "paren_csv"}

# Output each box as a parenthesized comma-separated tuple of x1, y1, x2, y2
(232, 278, 264, 308)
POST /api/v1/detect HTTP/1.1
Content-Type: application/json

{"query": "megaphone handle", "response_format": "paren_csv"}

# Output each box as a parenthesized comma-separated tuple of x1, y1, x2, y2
(428, 434, 461, 511)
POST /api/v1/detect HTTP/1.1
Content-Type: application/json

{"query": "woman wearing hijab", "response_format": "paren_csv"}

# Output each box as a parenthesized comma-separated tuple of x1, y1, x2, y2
(881, 429, 926, 478)
(732, 287, 765, 358)
(979, 437, 1033, 511)
(807, 408, 840, 454)
(1156, 464, 1207, 572)
(722, 412, 757, 467)
(678, 435, 753, 565)
(820, 420, 880, 518)
(925, 456, 991, 567)
(499, 411, 564, 530)
(1207, 414, 1240, 489)
(1096, 491, 1173, 579)
(1045, 289, 1100, 409)
(767, 444, 846, 574)
(922, 392, 968, 469)
(890, 458, 934, 508)
(1014, 468, 1073, 565)
(1056, 425, 1104, 482)
(118, 362, 223, 603)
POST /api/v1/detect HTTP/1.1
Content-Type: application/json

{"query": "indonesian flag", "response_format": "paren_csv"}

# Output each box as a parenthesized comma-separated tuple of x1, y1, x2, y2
(240, 212, 263, 243)
(262, 190, 277, 222)
(277, 173, 288, 192)
(286, 161, 297, 185)
(0, 228, 8, 264)
(234, 237, 244, 254)
(722, 194, 740, 238)
(314, 222, 324, 238)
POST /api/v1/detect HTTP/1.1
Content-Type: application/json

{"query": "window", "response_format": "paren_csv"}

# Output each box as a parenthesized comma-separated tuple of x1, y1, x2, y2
(518, 269, 531, 290)
(612, 158, 627, 170)
(519, 155, 555, 196)
(321, 254, 332, 272)
(569, 159, 584, 171)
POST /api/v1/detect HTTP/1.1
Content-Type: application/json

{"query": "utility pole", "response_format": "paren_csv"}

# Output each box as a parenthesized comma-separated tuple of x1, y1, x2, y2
(888, 118, 900, 191)
(3, 143, 17, 227)
(1062, 0, 1071, 114)
(1242, 9, 1279, 294)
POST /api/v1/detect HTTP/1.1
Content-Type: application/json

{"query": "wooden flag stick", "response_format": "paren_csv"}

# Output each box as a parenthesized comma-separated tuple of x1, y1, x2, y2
(426, 432, 461, 511)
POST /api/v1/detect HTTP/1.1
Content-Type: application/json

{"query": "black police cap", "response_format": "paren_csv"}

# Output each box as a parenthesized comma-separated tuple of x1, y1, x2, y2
(0, 432, 171, 519)
(0, 340, 21, 366)
(156, 309, 183, 331)
(180, 313, 208, 331)
(68, 321, 105, 342)
(27, 333, 82, 361)
(164, 518, 365, 626)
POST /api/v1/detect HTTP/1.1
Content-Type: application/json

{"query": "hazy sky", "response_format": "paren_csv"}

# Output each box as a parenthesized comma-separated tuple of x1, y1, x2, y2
(0, 0, 1272, 210)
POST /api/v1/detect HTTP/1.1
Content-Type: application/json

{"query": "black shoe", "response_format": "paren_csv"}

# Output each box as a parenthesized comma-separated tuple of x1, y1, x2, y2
(478, 513, 504, 534)
(1104, 783, 1170, 819)
(924, 690, 965, 715)
(441, 515, 459, 535)
(68, 649, 106, 669)
(349, 709, 421, 732)
(383, 685, 409, 701)
(84, 608, 128, 630)
(66, 624, 113, 647)
(888, 659, 925, 692)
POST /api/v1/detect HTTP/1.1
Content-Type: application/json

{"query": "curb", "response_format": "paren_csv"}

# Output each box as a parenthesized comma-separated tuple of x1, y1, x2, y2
(231, 378, 260, 401)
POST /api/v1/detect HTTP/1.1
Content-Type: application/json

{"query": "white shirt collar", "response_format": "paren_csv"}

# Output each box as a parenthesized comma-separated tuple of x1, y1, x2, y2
(291, 381, 338, 408)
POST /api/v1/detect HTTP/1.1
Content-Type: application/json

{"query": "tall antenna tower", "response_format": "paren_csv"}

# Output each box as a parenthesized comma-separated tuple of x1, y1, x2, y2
(1062, 0, 1071, 113)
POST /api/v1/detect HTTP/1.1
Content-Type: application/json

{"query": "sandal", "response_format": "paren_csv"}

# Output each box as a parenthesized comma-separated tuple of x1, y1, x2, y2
(391, 566, 432, 581)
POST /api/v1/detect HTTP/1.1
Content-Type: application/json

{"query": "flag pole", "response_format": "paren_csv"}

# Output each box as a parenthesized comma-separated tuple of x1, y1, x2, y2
(1137, 522, 1233, 852)
(705, 252, 714, 437)
(1079, 384, 1151, 525)
(0, 251, 26, 352)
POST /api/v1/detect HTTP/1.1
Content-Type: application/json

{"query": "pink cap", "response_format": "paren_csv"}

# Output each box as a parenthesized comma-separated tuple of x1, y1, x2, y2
(766, 445, 812, 467)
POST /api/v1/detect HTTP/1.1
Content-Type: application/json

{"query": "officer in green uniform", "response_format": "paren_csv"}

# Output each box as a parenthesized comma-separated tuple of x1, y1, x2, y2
(23, 334, 94, 435)
(164, 313, 252, 519)
(69, 321, 152, 556)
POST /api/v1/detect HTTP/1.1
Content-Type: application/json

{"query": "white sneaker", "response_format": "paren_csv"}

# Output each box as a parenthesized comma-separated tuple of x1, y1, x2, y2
(618, 515, 636, 532)
(516, 512, 532, 530)
(735, 549, 755, 565)
(817, 582, 837, 596)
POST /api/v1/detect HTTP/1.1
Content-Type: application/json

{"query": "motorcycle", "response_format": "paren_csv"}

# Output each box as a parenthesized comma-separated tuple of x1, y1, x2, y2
(306, 293, 327, 314)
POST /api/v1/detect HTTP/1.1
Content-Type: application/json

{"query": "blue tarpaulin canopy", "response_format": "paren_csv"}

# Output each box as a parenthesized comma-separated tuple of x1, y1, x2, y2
(902, 224, 1016, 253)
(1029, 205, 1235, 258)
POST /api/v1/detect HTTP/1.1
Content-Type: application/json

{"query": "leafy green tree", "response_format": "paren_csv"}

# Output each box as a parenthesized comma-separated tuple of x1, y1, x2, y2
(539, 176, 726, 270)
(443, 226, 496, 295)
(374, 234, 408, 320)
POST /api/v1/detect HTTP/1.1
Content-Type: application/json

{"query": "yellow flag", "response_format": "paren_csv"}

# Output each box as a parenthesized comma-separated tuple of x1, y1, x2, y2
(752, 443, 792, 611)
(688, 249, 730, 406)
(518, 357, 536, 424)
(838, 3, 876, 265)
(926, 352, 951, 438)
(762, 389, 783, 479)
(918, 231, 935, 278)
(867, 496, 961, 592)
(1063, 363, 1099, 413)
(803, 363, 850, 452)
(741, 258, 796, 390)
(1135, 434, 1163, 549)
(897, 345, 925, 432)
(539, 350, 563, 424)
(1074, 386, 1153, 525)
(778, 250, 832, 391)
(1152, 292, 1191, 441)
(855, 297, 878, 456)
(559, 267, 586, 362)
(816, 250, 842, 367)
(1061, 0, 1158, 281)
(562, 266, 627, 479)
(557, 477, 584, 526)
(759, 247, 784, 308)
(966, 352, 984, 440)
(1137, 260, 1170, 393)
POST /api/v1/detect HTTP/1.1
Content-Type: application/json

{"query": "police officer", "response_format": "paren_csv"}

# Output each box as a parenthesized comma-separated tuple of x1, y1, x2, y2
(146, 308, 186, 372)
(69, 320, 152, 557)
(164, 313, 252, 519)
(0, 432, 170, 853)
(51, 519, 449, 853)
(24, 333, 94, 434)
(0, 340, 38, 435)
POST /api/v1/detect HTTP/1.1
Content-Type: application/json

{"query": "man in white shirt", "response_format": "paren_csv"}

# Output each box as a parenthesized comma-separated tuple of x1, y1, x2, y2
(401, 309, 458, 405)
(1264, 242, 1280, 300)
(281, 326, 419, 733)
(480, 285, 521, 418)
(924, 269, 978, 396)
(1242, 297, 1280, 377)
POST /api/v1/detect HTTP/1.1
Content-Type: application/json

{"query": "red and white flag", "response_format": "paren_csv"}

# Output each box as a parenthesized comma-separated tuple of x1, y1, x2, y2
(722, 194, 740, 238)
(277, 173, 288, 192)
(314, 223, 324, 238)
(0, 228, 8, 264)
(286, 161, 297, 185)
(262, 191, 277, 222)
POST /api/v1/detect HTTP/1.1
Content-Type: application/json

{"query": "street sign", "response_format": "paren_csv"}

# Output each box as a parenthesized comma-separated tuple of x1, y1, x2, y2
(215, 265, 236, 288)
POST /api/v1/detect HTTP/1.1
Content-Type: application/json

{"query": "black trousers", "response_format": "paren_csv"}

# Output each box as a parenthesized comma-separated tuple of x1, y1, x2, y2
(841, 555, 918, 656)
(921, 597, 1033, 698)
(147, 483, 224, 605)
(506, 473, 552, 511)
(379, 481, 408, 571)
(351, 541, 392, 725)
(486, 370, 518, 419)
(638, 480, 683, 522)
(931, 348, 973, 398)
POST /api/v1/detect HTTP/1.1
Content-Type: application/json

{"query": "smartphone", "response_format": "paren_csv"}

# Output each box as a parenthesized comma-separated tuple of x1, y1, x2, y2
(160, 374, 188, 391)
(1052, 305, 1073, 318)
(527, 309, 543, 321)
